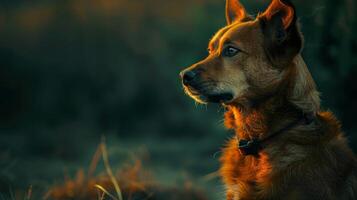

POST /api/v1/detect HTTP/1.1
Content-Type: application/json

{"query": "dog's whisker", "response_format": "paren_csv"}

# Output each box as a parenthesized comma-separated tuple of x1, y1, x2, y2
(212, 150, 222, 159)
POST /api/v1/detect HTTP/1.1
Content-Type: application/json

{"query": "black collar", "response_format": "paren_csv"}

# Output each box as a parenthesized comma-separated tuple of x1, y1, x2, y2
(237, 113, 315, 156)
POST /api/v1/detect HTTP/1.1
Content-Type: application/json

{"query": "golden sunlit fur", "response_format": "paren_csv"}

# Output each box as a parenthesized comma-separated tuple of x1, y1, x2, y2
(180, 0, 357, 199)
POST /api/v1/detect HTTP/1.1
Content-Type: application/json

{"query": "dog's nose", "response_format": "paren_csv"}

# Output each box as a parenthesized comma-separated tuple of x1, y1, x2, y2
(182, 70, 197, 86)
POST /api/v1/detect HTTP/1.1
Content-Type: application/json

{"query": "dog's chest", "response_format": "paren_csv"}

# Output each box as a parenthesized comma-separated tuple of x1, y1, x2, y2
(223, 158, 273, 199)
(220, 138, 310, 200)
(220, 140, 287, 200)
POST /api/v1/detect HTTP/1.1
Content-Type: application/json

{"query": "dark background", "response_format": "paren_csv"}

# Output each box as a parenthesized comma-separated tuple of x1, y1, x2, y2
(0, 0, 356, 199)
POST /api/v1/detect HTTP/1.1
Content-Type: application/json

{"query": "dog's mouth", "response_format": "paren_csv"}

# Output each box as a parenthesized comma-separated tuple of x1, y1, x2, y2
(184, 85, 234, 104)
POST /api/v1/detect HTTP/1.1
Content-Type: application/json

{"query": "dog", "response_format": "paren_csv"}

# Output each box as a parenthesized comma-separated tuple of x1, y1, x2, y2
(180, 0, 357, 199)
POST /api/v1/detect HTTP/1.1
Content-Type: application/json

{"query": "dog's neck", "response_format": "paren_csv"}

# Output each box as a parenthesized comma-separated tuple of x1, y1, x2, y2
(289, 55, 320, 114)
(225, 55, 320, 140)
(225, 96, 301, 140)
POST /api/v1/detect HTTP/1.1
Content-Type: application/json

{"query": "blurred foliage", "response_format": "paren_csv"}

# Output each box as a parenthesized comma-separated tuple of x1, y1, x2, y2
(0, 0, 356, 199)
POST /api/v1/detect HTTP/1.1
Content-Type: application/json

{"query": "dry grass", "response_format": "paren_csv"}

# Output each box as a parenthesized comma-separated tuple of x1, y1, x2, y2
(43, 140, 208, 200)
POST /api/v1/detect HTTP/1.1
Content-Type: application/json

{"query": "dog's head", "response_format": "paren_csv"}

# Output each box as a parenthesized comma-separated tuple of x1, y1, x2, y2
(180, 0, 303, 106)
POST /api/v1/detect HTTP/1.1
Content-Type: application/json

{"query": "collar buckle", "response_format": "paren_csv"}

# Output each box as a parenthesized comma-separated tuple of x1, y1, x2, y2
(238, 139, 261, 156)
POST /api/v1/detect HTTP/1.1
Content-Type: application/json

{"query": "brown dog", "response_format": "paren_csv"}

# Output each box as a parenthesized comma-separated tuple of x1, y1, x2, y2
(180, 0, 357, 199)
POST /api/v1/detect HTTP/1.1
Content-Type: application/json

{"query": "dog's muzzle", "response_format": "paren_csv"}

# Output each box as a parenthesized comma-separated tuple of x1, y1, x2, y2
(180, 70, 234, 103)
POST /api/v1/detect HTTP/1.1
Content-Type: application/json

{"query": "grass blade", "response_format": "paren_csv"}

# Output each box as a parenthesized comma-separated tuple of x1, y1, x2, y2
(94, 184, 118, 200)
(101, 137, 123, 200)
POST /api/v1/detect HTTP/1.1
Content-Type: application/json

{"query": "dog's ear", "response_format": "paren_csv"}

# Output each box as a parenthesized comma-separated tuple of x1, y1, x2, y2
(259, 0, 303, 68)
(226, 0, 248, 25)
(261, 0, 294, 29)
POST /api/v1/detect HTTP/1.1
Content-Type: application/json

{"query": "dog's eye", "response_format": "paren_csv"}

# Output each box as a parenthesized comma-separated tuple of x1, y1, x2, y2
(222, 46, 240, 57)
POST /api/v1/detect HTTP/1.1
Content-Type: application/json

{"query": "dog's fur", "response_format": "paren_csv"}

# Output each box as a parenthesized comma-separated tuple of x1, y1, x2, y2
(180, 0, 357, 199)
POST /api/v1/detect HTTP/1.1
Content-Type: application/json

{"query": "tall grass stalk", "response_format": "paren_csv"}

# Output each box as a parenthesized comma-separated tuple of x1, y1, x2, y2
(101, 137, 123, 200)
